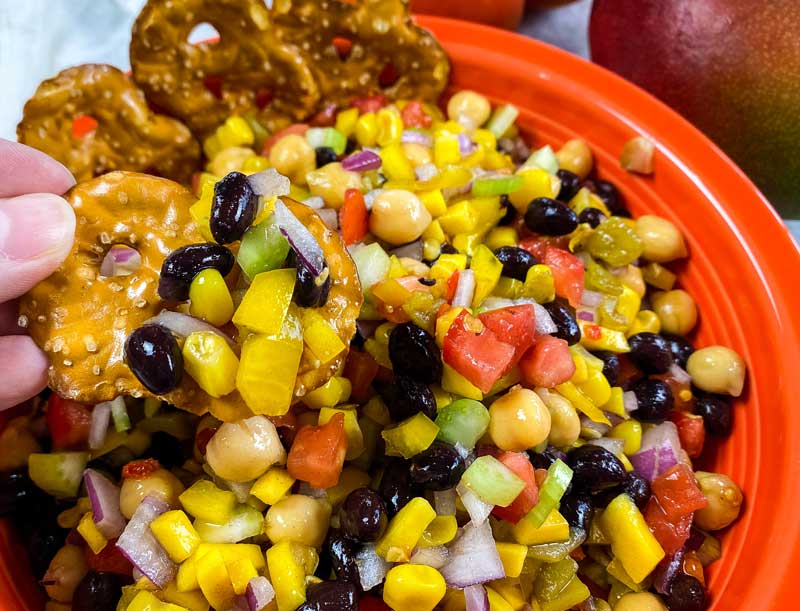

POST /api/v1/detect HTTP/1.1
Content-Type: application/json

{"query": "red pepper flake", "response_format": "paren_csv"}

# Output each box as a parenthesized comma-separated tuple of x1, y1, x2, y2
(122, 458, 161, 480)
(71, 115, 98, 139)
(585, 324, 602, 340)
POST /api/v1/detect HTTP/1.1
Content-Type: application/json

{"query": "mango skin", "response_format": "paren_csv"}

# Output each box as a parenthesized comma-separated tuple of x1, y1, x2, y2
(590, 0, 800, 218)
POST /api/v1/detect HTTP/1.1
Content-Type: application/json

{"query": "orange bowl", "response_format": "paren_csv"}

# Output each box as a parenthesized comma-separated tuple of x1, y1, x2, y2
(3, 16, 800, 610)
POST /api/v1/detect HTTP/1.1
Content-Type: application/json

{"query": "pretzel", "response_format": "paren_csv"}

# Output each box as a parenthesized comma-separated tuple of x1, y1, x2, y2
(20, 172, 361, 422)
(17, 65, 200, 184)
(129, 0, 320, 137)
(270, 0, 450, 106)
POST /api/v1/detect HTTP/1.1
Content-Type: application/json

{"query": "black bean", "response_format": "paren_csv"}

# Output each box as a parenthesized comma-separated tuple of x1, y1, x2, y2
(73, 571, 127, 611)
(593, 351, 621, 387)
(498, 195, 517, 226)
(388, 323, 442, 384)
(622, 472, 651, 510)
(142, 432, 193, 470)
(299, 580, 359, 611)
(27, 523, 68, 579)
(211, 171, 258, 244)
(158, 243, 235, 301)
(556, 169, 581, 202)
(694, 393, 732, 437)
(325, 531, 361, 587)
(418, 277, 436, 287)
(379, 458, 422, 517)
(86, 445, 137, 481)
(584, 179, 630, 217)
(409, 442, 466, 491)
(524, 197, 579, 236)
(339, 488, 387, 542)
(663, 333, 695, 369)
(440, 243, 458, 255)
(543, 302, 580, 345)
(494, 246, 538, 281)
(578, 207, 606, 228)
(527, 448, 562, 470)
(567, 445, 627, 492)
(666, 574, 708, 611)
(292, 254, 331, 307)
(0, 471, 40, 517)
(628, 333, 674, 374)
(124, 324, 183, 395)
(559, 493, 594, 531)
(315, 146, 339, 168)
(632, 378, 674, 422)
(379, 376, 437, 422)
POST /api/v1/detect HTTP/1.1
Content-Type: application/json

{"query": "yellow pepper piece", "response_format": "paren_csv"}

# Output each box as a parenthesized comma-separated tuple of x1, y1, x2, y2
(326, 466, 371, 506)
(355, 112, 378, 147)
(471, 244, 503, 307)
(570, 350, 589, 384)
(320, 406, 364, 460)
(251, 468, 296, 506)
(419, 515, 458, 546)
(433, 133, 461, 167)
(189, 269, 234, 327)
(512, 509, 569, 546)
(127, 591, 188, 611)
(555, 382, 611, 426)
(539, 576, 591, 611)
(232, 269, 296, 335)
(508, 168, 553, 213)
(494, 277, 523, 299)
(150, 510, 201, 563)
(160, 582, 209, 611)
(189, 183, 215, 242)
(489, 367, 521, 396)
(484, 149, 514, 171)
(577, 367, 612, 407)
(485, 226, 518, 251)
(376, 107, 404, 147)
(441, 363, 483, 400)
(176, 544, 265, 593)
(179, 480, 237, 524)
(602, 386, 627, 418)
(473, 128, 497, 152)
(77, 511, 108, 554)
(578, 320, 631, 353)
(521, 264, 556, 303)
(600, 493, 665, 583)
(430, 255, 468, 285)
(219, 117, 255, 150)
(300, 308, 346, 364)
(196, 549, 235, 611)
(496, 542, 528, 578)
(488, 579, 528, 611)
(438, 201, 479, 235)
(303, 376, 352, 409)
(432, 385, 453, 410)
(384, 564, 446, 611)
(606, 557, 645, 592)
(364, 338, 392, 369)
(422, 219, 446, 243)
(435, 306, 467, 346)
(267, 540, 307, 611)
(615, 285, 642, 329)
(372, 277, 412, 306)
(471, 196, 505, 232)
(382, 413, 439, 459)
(226, 557, 258, 596)
(377, 497, 436, 562)
(627, 310, 661, 337)
(418, 190, 447, 218)
(380, 143, 416, 182)
(486, 586, 514, 611)
(452, 232, 482, 256)
(182, 332, 239, 398)
(610, 420, 642, 455)
(362, 396, 391, 426)
(336, 107, 360, 138)
(641, 261, 677, 291)
(386, 255, 408, 280)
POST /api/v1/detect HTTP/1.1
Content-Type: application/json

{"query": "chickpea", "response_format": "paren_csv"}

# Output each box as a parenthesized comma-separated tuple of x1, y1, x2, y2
(206, 416, 286, 482)
(208, 146, 257, 177)
(489, 386, 551, 451)
(264, 494, 331, 547)
(651, 289, 697, 336)
(268, 134, 316, 185)
(686, 346, 746, 397)
(43, 545, 88, 602)
(555, 139, 594, 180)
(447, 90, 491, 128)
(635, 215, 688, 263)
(306, 162, 363, 209)
(536, 390, 580, 447)
(614, 592, 667, 611)
(694, 471, 743, 531)
(369, 189, 433, 246)
(401, 142, 433, 167)
(119, 468, 185, 519)
(0, 416, 41, 471)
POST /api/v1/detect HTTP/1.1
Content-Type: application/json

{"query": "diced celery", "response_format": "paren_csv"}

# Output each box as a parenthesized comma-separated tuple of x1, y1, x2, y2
(306, 127, 347, 155)
(525, 459, 573, 528)
(460, 455, 526, 507)
(110, 397, 131, 432)
(351, 242, 391, 295)
(28, 452, 90, 497)
(193, 504, 264, 544)
(382, 413, 439, 459)
(237, 215, 291, 281)
(522, 145, 559, 175)
(471, 174, 524, 197)
(435, 399, 490, 450)
(487, 104, 519, 139)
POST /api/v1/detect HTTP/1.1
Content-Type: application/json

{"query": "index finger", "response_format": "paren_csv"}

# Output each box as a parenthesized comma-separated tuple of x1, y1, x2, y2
(0, 139, 76, 198)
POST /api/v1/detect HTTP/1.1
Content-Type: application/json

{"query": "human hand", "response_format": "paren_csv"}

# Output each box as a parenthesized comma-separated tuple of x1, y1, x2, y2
(0, 138, 76, 409)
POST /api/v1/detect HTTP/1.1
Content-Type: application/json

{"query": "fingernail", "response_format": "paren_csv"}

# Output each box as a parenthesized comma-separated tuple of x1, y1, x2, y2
(0, 194, 75, 260)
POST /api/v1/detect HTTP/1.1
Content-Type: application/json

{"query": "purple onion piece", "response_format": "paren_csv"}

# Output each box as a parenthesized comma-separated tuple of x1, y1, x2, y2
(401, 130, 433, 147)
(581, 289, 604, 307)
(587, 437, 624, 456)
(144, 311, 235, 348)
(458, 132, 477, 156)
(316, 208, 339, 231)
(355, 543, 391, 591)
(84, 469, 126, 539)
(341, 150, 382, 172)
(116, 495, 175, 587)
(464, 584, 490, 611)
(456, 483, 493, 526)
(653, 549, 685, 595)
(245, 576, 275, 611)
(274, 199, 325, 277)
(88, 402, 111, 450)
(100, 245, 142, 278)
(533, 303, 558, 335)
(410, 545, 449, 569)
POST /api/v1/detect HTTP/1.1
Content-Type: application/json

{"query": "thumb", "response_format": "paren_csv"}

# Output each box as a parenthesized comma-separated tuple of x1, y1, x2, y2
(0, 193, 76, 303)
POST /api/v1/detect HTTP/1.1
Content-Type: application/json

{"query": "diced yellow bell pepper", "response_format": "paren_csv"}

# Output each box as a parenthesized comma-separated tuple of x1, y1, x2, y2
(336, 107, 360, 138)
(606, 557, 646, 592)
(619, 453, 635, 472)
(160, 581, 209, 611)
(300, 308, 346, 364)
(364, 337, 392, 369)
(325, 466, 371, 506)
(508, 168, 553, 212)
(432, 385, 453, 410)
(372, 278, 412, 307)
(319, 406, 364, 460)
(232, 269, 296, 335)
(189, 269, 235, 327)
(615, 286, 641, 328)
(380, 143, 416, 182)
(127, 591, 188, 611)
(384, 564, 446, 611)
(435, 306, 467, 346)
(267, 540, 307, 611)
(493, 276, 523, 299)
(488, 578, 528, 611)
(182, 332, 239, 399)
(355, 112, 378, 147)
(386, 256, 409, 280)
(555, 382, 611, 426)
(189, 183, 215, 242)
(600, 494, 665, 583)
(577, 367, 612, 407)
(219, 117, 255, 151)
(251, 468, 296, 506)
(196, 549, 235, 611)
(377, 497, 437, 561)
(472, 128, 497, 152)
(578, 321, 631, 353)
(362, 396, 391, 425)
(485, 227, 518, 251)
(470, 244, 503, 307)
(422, 220, 446, 244)
(226, 557, 258, 596)
(438, 201, 479, 235)
(496, 542, 528, 579)
(418, 189, 447, 218)
(77, 511, 108, 554)
(382, 413, 439, 459)
(452, 232, 482, 256)
(627, 310, 661, 337)
(512, 509, 569, 546)
(471, 196, 505, 231)
(441, 363, 484, 400)
(486, 586, 514, 611)
(484, 149, 514, 171)
(433, 132, 462, 167)
(419, 515, 458, 546)
(302, 376, 352, 409)
(150, 510, 201, 563)
(641, 261, 677, 291)
(610, 420, 642, 455)
(602, 386, 627, 418)
(570, 350, 589, 384)
(376, 107, 404, 147)
(538, 576, 591, 611)
(522, 265, 556, 303)
(179, 480, 237, 524)
(430, 253, 468, 282)
(176, 544, 264, 593)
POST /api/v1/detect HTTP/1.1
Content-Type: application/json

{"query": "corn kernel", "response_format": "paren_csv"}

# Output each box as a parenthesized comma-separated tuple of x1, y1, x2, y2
(377, 497, 436, 561)
(512, 509, 569, 546)
(226, 557, 258, 596)
(77, 511, 108, 554)
(485, 226, 518, 251)
(355, 112, 378, 147)
(438, 201, 479, 235)
(380, 143, 416, 182)
(496, 542, 528, 578)
(522, 264, 556, 303)
(419, 515, 458, 546)
(376, 107, 404, 147)
(300, 308, 346, 364)
(627, 310, 661, 337)
(251, 468, 296, 506)
(418, 190, 448, 218)
(303, 376, 352, 409)
(441, 363, 484, 400)
(610, 420, 642, 455)
(508, 168, 553, 212)
(182, 332, 239, 399)
(384, 564, 446, 611)
(336, 107, 360, 138)
(179, 480, 237, 523)
(150, 510, 201, 563)
(220, 116, 255, 149)
(319, 406, 364, 460)
(382, 413, 440, 459)
(241, 155, 269, 174)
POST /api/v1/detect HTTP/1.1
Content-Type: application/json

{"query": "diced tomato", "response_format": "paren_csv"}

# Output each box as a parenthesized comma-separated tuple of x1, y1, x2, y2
(47, 395, 92, 450)
(344, 349, 380, 403)
(669, 411, 706, 458)
(520, 239, 584, 307)
(651, 463, 708, 522)
(489, 450, 539, 524)
(518, 335, 576, 388)
(644, 497, 692, 555)
(84, 540, 132, 576)
(445, 271, 460, 303)
(310, 102, 338, 127)
(519, 237, 549, 260)
(71, 115, 98, 139)
(287, 413, 347, 488)
(401, 101, 432, 129)
(479, 305, 537, 365)
(262, 123, 309, 156)
(340, 189, 369, 245)
(351, 94, 388, 114)
(122, 458, 162, 480)
(442, 310, 516, 393)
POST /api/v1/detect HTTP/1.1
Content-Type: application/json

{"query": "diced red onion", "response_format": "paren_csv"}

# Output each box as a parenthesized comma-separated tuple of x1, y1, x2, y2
(274, 199, 325, 276)
(355, 543, 391, 591)
(581, 289, 604, 308)
(458, 132, 477, 157)
(145, 311, 235, 348)
(389, 240, 423, 261)
(434, 489, 457, 516)
(653, 549, 685, 595)
(302, 196, 325, 210)
(464, 584, 490, 611)
(441, 520, 505, 588)
(247, 168, 290, 198)
(246, 576, 275, 611)
(84, 469, 126, 538)
(414, 163, 439, 183)
(452, 269, 476, 308)
(456, 482, 493, 526)
(622, 390, 639, 413)
(342, 150, 382, 172)
(668, 363, 692, 385)
(316, 208, 339, 231)
(576, 308, 596, 322)
(410, 545, 449, 569)
(116, 495, 175, 587)
(630, 422, 681, 481)
(533, 303, 558, 335)
(401, 130, 433, 147)
(100, 245, 142, 278)
(357, 319, 381, 340)
(588, 437, 625, 456)
(363, 189, 383, 211)
(89, 402, 112, 450)
(132, 567, 144, 582)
